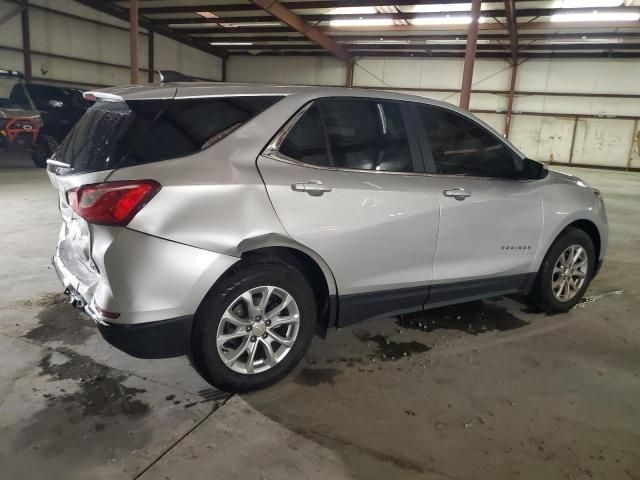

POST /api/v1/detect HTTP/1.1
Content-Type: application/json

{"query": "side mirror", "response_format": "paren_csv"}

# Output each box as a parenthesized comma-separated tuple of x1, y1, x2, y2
(48, 99, 64, 109)
(522, 158, 548, 180)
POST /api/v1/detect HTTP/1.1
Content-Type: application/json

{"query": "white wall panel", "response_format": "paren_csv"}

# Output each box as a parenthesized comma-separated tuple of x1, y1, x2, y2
(571, 119, 635, 168)
(508, 116, 576, 164)
(0, 0, 222, 87)
(227, 56, 344, 85)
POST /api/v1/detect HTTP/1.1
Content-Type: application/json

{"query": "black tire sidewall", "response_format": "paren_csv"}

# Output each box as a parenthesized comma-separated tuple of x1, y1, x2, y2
(192, 260, 317, 393)
(537, 228, 596, 312)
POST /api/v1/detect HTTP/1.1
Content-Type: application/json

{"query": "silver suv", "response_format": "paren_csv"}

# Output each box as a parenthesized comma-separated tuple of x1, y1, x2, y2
(48, 83, 608, 392)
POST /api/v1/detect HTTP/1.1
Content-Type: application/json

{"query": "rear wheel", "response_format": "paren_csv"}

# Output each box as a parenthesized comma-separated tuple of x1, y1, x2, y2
(528, 227, 596, 313)
(191, 257, 316, 392)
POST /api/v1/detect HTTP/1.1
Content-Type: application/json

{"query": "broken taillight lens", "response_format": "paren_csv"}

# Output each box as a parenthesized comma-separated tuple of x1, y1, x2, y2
(67, 180, 161, 226)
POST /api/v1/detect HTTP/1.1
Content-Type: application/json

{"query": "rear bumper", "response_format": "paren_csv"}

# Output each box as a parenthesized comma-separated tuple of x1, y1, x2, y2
(52, 225, 239, 358)
(92, 312, 194, 359)
(54, 256, 194, 358)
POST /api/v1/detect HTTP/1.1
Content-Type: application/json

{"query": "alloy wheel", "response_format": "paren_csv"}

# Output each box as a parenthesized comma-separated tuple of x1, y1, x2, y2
(552, 244, 589, 302)
(216, 285, 300, 374)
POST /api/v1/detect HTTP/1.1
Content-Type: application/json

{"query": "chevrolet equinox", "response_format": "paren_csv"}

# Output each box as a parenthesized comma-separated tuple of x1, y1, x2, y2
(47, 83, 608, 392)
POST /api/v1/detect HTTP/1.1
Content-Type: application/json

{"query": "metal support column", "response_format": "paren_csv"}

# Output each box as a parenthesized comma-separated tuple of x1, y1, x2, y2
(346, 58, 355, 87)
(459, 0, 482, 110)
(147, 32, 154, 83)
(504, 64, 517, 138)
(21, 0, 32, 82)
(129, 0, 139, 84)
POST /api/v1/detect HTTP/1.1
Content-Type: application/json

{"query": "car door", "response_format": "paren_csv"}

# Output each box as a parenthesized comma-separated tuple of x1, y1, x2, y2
(257, 98, 441, 325)
(412, 104, 544, 307)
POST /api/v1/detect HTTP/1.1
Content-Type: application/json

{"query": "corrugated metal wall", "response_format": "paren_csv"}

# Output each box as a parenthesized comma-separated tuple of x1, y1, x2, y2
(0, 0, 222, 88)
(228, 55, 640, 170)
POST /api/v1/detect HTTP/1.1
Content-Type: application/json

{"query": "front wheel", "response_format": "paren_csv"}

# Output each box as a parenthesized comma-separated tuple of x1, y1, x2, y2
(528, 227, 596, 313)
(191, 257, 317, 392)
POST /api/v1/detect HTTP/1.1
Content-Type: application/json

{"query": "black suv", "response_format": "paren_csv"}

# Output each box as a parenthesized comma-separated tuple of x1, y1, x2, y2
(26, 83, 90, 167)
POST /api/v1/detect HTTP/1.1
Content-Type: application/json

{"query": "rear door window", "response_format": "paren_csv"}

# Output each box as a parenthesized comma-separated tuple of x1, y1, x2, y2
(278, 98, 415, 173)
(279, 104, 330, 167)
(53, 96, 282, 175)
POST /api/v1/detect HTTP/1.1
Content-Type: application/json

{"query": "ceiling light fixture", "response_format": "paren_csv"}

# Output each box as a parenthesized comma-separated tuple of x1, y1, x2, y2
(551, 11, 640, 22)
(329, 18, 395, 27)
(410, 3, 473, 13)
(552, 0, 623, 8)
(224, 21, 284, 27)
(209, 42, 254, 46)
(410, 15, 486, 25)
(328, 6, 377, 15)
(196, 11, 219, 19)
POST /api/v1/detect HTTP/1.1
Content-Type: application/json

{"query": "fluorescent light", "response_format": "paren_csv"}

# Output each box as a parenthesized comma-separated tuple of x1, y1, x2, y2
(351, 39, 411, 44)
(553, 0, 623, 7)
(225, 21, 283, 27)
(544, 37, 623, 44)
(330, 18, 394, 27)
(426, 39, 491, 44)
(410, 3, 472, 13)
(551, 11, 640, 22)
(209, 42, 253, 46)
(328, 6, 377, 15)
(410, 15, 486, 25)
(196, 11, 218, 19)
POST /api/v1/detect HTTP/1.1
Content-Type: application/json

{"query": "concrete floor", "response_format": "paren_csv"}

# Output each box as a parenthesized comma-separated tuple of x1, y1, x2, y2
(1, 152, 639, 480)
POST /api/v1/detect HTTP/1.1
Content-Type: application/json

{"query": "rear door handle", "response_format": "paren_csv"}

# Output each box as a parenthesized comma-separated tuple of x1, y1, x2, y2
(443, 187, 472, 200)
(291, 181, 332, 196)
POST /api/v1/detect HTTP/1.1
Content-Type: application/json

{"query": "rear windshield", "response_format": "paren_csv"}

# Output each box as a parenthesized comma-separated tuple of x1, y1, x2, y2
(52, 96, 282, 174)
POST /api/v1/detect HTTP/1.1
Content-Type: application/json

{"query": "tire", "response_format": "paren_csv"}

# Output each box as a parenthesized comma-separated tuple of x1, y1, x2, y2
(31, 135, 58, 168)
(528, 227, 596, 313)
(191, 256, 317, 393)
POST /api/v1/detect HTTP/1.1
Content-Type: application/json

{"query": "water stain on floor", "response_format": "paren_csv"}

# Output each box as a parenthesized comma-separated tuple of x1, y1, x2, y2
(577, 290, 625, 306)
(24, 299, 95, 346)
(295, 368, 343, 386)
(39, 347, 149, 418)
(353, 332, 431, 361)
(398, 301, 529, 335)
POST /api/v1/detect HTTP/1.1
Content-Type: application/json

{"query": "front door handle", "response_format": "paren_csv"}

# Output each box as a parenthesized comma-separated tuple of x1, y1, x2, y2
(291, 181, 332, 196)
(443, 187, 472, 200)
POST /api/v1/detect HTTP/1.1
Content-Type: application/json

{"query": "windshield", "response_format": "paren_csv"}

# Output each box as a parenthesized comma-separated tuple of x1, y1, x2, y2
(0, 77, 36, 110)
(53, 95, 283, 175)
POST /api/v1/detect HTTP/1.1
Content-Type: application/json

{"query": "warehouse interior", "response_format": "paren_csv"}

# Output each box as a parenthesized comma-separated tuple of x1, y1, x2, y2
(0, 1, 639, 479)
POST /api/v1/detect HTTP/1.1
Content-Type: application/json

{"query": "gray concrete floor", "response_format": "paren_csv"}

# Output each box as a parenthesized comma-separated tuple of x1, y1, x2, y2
(1, 152, 639, 480)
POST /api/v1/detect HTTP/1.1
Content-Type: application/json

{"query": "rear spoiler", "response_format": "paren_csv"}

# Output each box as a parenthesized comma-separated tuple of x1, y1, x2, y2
(83, 91, 124, 102)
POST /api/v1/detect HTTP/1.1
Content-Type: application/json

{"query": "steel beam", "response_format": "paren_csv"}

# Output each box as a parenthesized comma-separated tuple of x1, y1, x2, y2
(504, 64, 517, 138)
(21, 0, 32, 82)
(459, 0, 481, 111)
(148, 32, 154, 83)
(346, 57, 355, 87)
(129, 0, 139, 84)
(248, 0, 351, 62)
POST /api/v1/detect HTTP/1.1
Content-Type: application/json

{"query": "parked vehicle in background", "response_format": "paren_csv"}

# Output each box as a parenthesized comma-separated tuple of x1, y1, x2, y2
(48, 83, 608, 392)
(25, 83, 90, 167)
(0, 69, 41, 158)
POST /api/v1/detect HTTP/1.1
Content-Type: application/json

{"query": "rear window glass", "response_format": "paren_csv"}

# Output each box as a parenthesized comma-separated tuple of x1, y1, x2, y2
(53, 96, 282, 174)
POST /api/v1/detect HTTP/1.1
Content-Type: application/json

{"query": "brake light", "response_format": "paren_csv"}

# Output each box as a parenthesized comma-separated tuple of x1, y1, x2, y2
(67, 180, 161, 226)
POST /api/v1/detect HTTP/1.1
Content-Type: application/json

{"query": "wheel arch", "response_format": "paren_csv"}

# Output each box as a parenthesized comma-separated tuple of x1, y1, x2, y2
(235, 234, 338, 336)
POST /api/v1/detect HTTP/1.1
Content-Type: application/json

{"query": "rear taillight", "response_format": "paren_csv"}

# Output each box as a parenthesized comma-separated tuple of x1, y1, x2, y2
(67, 180, 161, 226)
